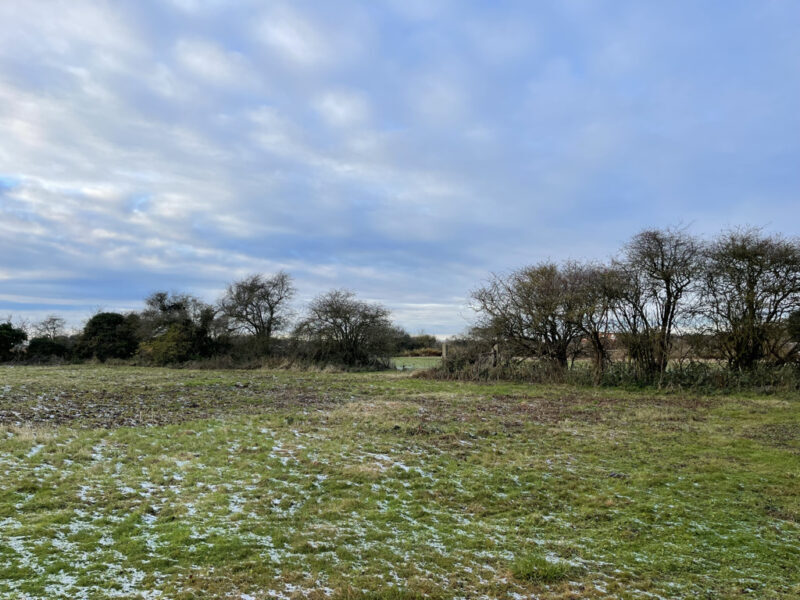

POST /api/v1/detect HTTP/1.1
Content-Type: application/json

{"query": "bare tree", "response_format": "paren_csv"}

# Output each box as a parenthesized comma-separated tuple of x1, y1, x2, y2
(34, 315, 66, 340)
(612, 227, 701, 381)
(698, 228, 800, 369)
(6, 314, 31, 338)
(566, 262, 620, 383)
(219, 272, 295, 350)
(471, 263, 584, 369)
(295, 289, 394, 366)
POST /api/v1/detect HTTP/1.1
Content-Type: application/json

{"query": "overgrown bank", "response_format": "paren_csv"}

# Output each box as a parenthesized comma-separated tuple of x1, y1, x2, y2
(421, 350, 800, 394)
(424, 226, 800, 392)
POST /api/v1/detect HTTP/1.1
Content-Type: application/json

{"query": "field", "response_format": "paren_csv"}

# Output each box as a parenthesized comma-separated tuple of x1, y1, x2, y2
(391, 356, 442, 371)
(0, 366, 798, 599)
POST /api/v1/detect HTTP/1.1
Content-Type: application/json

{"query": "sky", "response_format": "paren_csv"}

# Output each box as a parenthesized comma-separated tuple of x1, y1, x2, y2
(1, 0, 798, 336)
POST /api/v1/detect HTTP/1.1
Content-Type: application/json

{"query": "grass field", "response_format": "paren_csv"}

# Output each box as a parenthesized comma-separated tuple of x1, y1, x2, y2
(0, 365, 798, 599)
(391, 356, 442, 370)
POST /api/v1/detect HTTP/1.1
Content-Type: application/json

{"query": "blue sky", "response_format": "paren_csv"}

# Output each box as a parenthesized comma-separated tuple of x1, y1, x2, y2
(1, 0, 798, 336)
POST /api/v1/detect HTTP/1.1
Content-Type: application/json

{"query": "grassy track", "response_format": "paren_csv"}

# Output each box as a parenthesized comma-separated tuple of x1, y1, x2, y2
(0, 365, 798, 599)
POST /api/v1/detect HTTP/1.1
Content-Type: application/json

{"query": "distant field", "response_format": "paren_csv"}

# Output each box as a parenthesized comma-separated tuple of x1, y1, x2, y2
(391, 356, 442, 370)
(0, 366, 798, 599)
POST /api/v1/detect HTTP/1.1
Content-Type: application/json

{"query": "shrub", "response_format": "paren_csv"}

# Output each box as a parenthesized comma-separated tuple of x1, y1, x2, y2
(26, 337, 71, 362)
(78, 313, 139, 361)
(0, 322, 27, 362)
(138, 323, 197, 365)
(400, 346, 442, 357)
(421, 349, 800, 392)
(294, 289, 396, 368)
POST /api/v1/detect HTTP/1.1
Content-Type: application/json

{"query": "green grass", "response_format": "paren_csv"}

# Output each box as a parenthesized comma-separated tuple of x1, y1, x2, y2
(0, 365, 798, 598)
(511, 553, 579, 583)
(390, 356, 442, 370)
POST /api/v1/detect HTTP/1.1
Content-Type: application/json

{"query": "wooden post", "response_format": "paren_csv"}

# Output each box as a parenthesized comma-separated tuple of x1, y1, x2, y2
(442, 342, 447, 360)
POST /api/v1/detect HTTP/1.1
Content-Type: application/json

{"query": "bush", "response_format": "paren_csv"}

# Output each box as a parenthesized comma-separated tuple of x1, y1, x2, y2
(422, 352, 800, 393)
(294, 290, 396, 368)
(433, 339, 493, 378)
(78, 313, 139, 361)
(26, 337, 71, 362)
(0, 322, 27, 362)
(138, 323, 198, 365)
(789, 310, 800, 345)
(399, 346, 442, 357)
(394, 331, 439, 354)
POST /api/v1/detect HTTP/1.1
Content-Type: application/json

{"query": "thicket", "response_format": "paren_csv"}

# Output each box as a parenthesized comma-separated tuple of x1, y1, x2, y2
(427, 226, 800, 391)
(1, 275, 436, 369)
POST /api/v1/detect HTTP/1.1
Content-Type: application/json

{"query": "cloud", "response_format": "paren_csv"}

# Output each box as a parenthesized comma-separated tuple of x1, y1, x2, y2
(166, 0, 232, 13)
(0, 1, 143, 58)
(254, 8, 329, 67)
(314, 89, 371, 127)
(0, 0, 798, 335)
(173, 38, 252, 87)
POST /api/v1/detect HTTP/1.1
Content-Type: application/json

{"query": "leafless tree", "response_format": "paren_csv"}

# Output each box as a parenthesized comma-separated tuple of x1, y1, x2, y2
(34, 315, 66, 340)
(471, 263, 585, 369)
(294, 289, 394, 366)
(611, 227, 701, 381)
(566, 262, 620, 383)
(6, 314, 31, 338)
(698, 227, 800, 369)
(219, 272, 295, 350)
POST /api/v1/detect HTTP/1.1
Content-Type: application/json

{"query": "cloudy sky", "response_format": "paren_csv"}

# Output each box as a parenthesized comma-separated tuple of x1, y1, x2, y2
(1, 0, 798, 335)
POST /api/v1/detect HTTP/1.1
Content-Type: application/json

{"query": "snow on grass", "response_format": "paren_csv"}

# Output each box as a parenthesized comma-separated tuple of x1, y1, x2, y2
(26, 443, 44, 458)
(0, 366, 798, 598)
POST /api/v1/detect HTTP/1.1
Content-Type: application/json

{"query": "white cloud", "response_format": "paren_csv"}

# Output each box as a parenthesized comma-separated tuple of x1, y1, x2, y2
(0, 0, 798, 337)
(251, 4, 370, 70)
(0, 1, 143, 58)
(314, 90, 371, 127)
(147, 63, 185, 99)
(173, 38, 252, 86)
(167, 0, 232, 13)
(254, 9, 328, 67)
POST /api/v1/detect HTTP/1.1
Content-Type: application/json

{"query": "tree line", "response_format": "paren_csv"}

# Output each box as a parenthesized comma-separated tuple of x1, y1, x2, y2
(0, 276, 435, 368)
(3, 225, 800, 386)
(452, 226, 800, 387)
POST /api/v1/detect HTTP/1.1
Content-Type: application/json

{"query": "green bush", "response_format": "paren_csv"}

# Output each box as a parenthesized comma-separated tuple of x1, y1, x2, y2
(78, 313, 139, 361)
(0, 322, 27, 362)
(26, 337, 71, 362)
(138, 323, 197, 365)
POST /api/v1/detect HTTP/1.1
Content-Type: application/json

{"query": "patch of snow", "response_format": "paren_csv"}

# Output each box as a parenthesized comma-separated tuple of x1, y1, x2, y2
(27, 444, 45, 458)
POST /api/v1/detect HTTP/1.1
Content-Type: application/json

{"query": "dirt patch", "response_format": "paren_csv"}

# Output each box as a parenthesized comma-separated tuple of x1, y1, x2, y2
(0, 385, 341, 429)
(743, 423, 800, 452)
